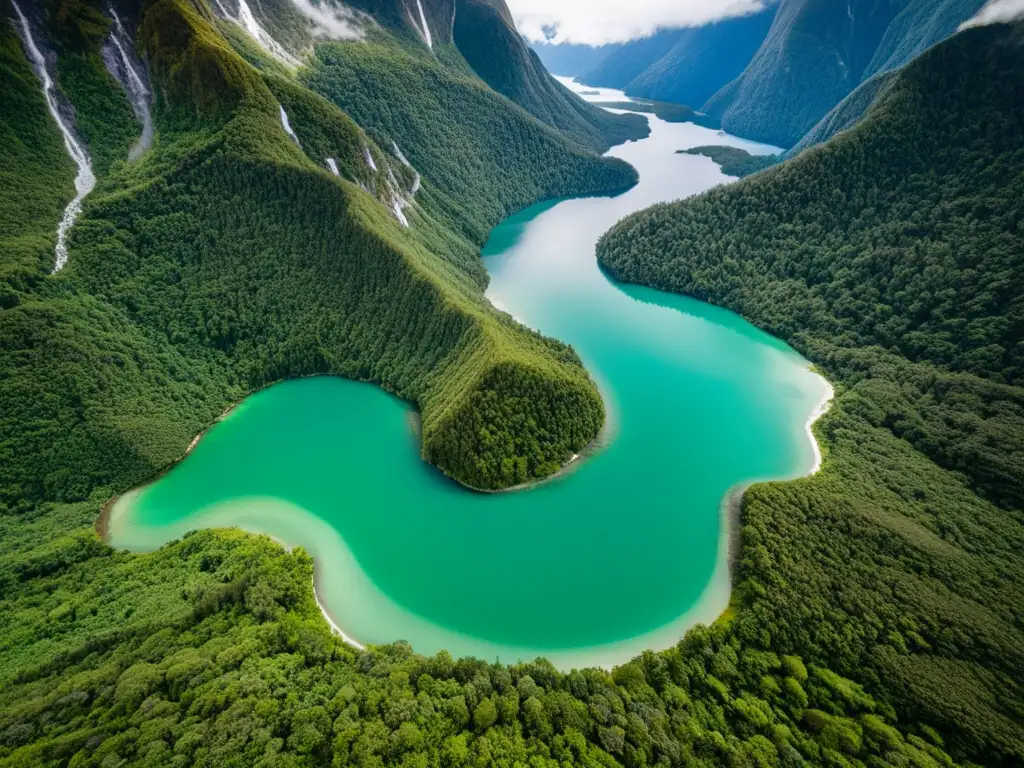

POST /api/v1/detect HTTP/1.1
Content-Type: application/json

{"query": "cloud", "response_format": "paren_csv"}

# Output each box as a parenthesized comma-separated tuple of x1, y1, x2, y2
(960, 0, 1024, 29)
(290, 0, 367, 40)
(507, 0, 769, 45)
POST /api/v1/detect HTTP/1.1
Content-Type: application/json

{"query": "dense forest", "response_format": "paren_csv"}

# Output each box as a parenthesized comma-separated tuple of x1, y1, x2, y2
(600, 20, 1024, 764)
(677, 146, 779, 178)
(0, 1, 1020, 767)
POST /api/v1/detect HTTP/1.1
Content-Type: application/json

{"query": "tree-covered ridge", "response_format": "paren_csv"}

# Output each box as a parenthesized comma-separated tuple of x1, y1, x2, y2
(299, 32, 637, 248)
(677, 146, 779, 178)
(0, 0, 644, 498)
(599, 21, 1024, 762)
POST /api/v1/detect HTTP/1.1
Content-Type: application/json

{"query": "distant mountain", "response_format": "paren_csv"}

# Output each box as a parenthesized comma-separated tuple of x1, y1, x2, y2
(626, 8, 776, 108)
(530, 41, 615, 77)
(791, 0, 989, 153)
(703, 0, 987, 148)
(527, 9, 775, 107)
(452, 0, 649, 152)
(576, 30, 682, 90)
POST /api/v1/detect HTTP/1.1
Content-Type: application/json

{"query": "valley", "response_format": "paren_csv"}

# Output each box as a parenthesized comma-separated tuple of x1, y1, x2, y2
(105, 83, 828, 669)
(0, 1, 1021, 766)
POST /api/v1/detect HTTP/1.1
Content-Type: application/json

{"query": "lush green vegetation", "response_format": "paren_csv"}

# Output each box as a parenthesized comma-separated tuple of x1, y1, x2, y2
(678, 146, 779, 178)
(0, 1, 1017, 766)
(592, 101, 719, 130)
(452, 0, 648, 153)
(0, 500, 967, 767)
(600, 22, 1024, 764)
(300, 32, 637, 248)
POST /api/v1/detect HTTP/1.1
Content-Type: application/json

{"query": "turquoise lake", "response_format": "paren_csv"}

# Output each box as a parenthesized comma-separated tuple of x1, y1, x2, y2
(107, 81, 830, 669)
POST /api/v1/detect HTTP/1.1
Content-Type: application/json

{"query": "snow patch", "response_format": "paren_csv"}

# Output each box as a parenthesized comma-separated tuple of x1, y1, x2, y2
(11, 0, 96, 272)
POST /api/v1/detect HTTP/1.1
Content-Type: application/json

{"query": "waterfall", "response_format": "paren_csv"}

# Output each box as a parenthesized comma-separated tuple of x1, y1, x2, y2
(106, 6, 153, 160)
(409, 0, 433, 49)
(326, 158, 340, 176)
(11, 0, 96, 273)
(386, 168, 411, 228)
(392, 142, 421, 195)
(279, 106, 301, 146)
(362, 146, 377, 172)
(236, 0, 301, 67)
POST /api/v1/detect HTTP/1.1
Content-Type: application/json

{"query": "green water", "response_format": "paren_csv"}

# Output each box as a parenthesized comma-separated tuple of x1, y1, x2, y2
(108, 84, 829, 668)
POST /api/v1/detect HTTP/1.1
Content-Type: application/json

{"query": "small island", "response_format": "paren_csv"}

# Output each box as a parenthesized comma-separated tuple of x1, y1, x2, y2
(595, 99, 721, 129)
(679, 145, 780, 177)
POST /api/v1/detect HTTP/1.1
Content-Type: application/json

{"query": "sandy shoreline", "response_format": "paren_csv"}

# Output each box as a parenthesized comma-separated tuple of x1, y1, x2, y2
(720, 370, 834, 604)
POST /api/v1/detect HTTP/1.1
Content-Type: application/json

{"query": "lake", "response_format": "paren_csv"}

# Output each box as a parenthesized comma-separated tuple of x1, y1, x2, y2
(106, 80, 829, 669)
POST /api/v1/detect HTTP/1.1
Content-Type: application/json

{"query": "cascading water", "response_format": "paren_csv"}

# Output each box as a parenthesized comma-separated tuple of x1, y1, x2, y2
(11, 0, 95, 273)
(279, 106, 301, 146)
(362, 146, 377, 172)
(236, 0, 301, 67)
(392, 142, 421, 195)
(326, 158, 340, 176)
(106, 6, 153, 160)
(386, 168, 411, 227)
(410, 0, 433, 49)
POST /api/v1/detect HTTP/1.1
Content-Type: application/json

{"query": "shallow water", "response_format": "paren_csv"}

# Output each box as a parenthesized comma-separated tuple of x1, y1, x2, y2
(108, 81, 828, 668)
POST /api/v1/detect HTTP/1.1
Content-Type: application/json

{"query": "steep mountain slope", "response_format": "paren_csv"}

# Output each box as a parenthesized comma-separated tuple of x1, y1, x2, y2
(599, 21, 1024, 762)
(451, 0, 648, 152)
(625, 8, 776, 108)
(1, 0, 643, 503)
(791, 0, 987, 153)
(702, 0, 899, 147)
(704, 0, 987, 148)
(228, 0, 647, 153)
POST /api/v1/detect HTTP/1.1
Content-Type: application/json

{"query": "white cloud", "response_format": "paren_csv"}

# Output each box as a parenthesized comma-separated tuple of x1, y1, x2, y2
(290, 0, 367, 40)
(507, 0, 769, 45)
(959, 0, 1024, 30)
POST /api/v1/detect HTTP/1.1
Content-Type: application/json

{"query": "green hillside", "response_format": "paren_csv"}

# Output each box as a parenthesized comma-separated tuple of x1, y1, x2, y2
(600, 21, 1024, 763)
(0, 1, 1017, 766)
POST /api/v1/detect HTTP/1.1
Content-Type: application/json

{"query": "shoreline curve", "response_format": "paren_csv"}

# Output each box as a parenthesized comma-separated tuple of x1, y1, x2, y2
(99, 367, 834, 670)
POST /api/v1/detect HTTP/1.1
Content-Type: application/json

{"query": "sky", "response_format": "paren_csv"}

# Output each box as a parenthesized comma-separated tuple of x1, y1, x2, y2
(506, 0, 769, 45)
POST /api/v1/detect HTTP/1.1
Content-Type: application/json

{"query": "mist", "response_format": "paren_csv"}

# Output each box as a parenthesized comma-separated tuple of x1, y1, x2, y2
(507, 0, 768, 45)
(960, 0, 1024, 29)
